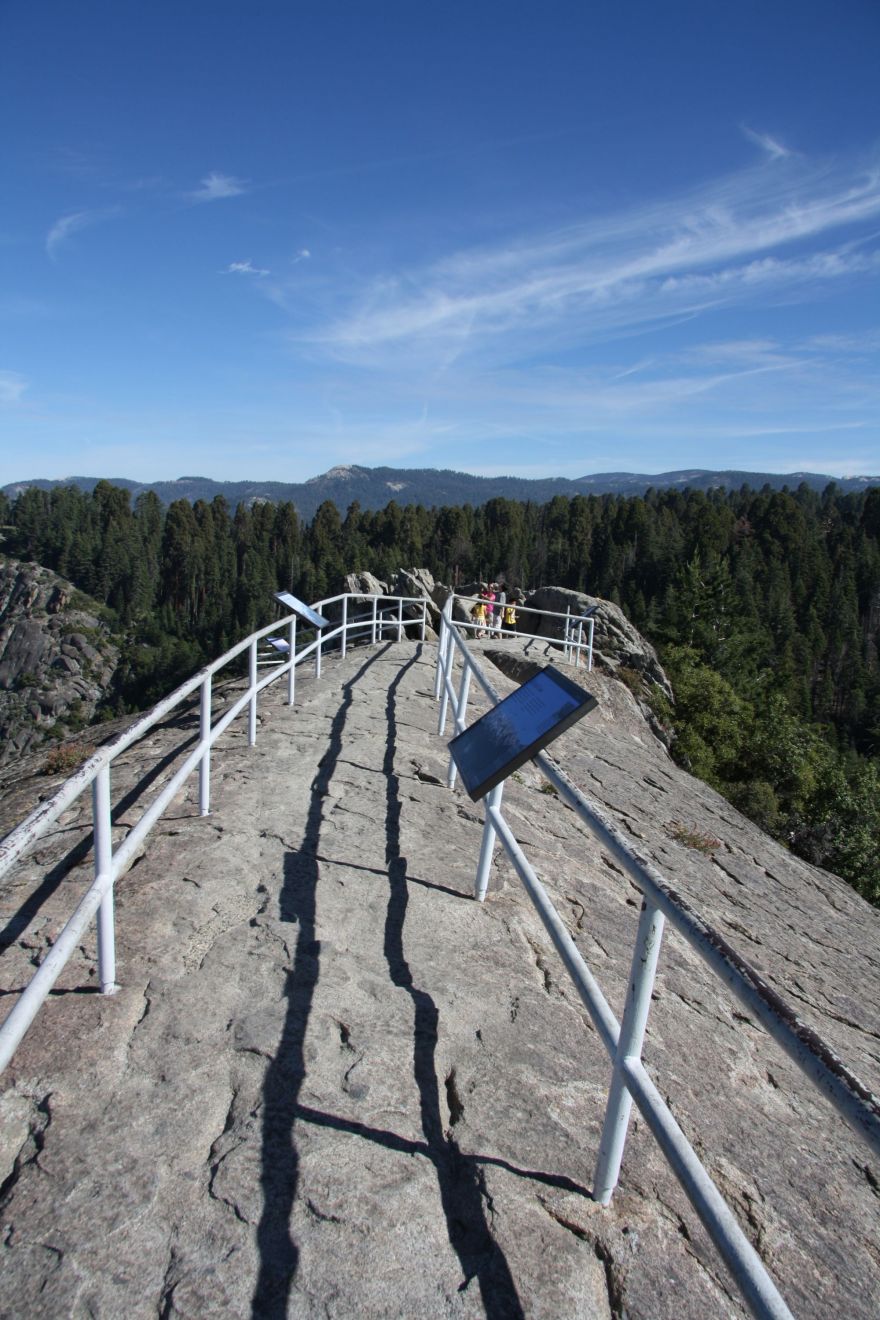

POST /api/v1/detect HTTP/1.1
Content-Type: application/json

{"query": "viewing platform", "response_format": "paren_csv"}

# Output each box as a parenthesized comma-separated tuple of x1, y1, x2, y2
(0, 630, 878, 1318)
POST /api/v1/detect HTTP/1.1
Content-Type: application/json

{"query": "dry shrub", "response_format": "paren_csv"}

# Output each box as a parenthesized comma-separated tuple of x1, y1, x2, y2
(665, 819, 720, 855)
(42, 741, 94, 777)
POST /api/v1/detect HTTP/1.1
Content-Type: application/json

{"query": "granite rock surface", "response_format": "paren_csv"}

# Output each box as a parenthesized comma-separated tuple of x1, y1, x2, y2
(0, 637, 877, 1318)
(0, 558, 120, 766)
(518, 586, 673, 700)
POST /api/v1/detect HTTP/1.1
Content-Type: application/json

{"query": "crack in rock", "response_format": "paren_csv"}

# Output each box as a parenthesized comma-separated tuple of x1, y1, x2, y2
(524, 936, 554, 994)
(305, 1196, 342, 1225)
(592, 1237, 627, 1320)
(853, 1159, 879, 1199)
(445, 1068, 465, 1128)
(0, 1092, 53, 1211)
(157, 1236, 180, 1319)
(207, 1089, 253, 1226)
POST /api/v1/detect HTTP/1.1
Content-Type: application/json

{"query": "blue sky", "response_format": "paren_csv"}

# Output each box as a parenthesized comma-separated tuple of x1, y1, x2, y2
(1, 0, 878, 486)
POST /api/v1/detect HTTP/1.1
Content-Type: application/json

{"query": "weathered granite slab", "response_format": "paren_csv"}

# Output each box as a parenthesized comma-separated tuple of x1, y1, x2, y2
(0, 558, 121, 765)
(0, 638, 877, 1318)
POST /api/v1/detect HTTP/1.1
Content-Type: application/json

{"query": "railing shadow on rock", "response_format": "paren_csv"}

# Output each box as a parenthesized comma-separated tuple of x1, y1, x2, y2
(433, 596, 880, 1320)
(0, 593, 427, 1073)
(4, 587, 879, 1319)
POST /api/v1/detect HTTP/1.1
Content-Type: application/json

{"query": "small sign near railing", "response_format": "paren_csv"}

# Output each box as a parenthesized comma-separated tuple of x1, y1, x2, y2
(273, 590, 329, 630)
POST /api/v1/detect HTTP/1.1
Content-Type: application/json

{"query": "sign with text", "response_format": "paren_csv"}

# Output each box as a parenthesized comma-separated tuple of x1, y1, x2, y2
(274, 591, 330, 631)
(449, 665, 597, 802)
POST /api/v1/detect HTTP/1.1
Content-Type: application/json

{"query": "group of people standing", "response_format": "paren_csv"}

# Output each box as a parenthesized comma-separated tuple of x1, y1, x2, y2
(470, 582, 521, 637)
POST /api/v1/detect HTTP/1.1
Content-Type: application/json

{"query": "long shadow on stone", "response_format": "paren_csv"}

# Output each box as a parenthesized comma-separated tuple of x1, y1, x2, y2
(293, 1100, 590, 1198)
(251, 647, 385, 1319)
(383, 654, 525, 1317)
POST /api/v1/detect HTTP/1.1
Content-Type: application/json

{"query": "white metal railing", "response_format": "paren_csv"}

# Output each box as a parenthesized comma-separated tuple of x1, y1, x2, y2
(0, 592, 427, 1072)
(434, 598, 880, 1320)
(6, 588, 878, 1316)
(449, 592, 594, 670)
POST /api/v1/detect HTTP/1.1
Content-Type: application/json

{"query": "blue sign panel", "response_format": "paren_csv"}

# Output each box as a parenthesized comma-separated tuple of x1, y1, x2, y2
(274, 591, 330, 630)
(449, 665, 597, 801)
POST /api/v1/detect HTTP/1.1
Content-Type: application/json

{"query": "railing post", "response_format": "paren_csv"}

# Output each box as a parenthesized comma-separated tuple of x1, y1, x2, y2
(475, 781, 505, 901)
(587, 618, 594, 672)
(438, 636, 453, 735)
(287, 617, 297, 705)
(248, 638, 258, 746)
(199, 674, 212, 815)
(371, 597, 378, 645)
(564, 608, 571, 662)
(341, 595, 348, 659)
(446, 665, 473, 789)
(593, 900, 666, 1204)
(420, 600, 427, 642)
(316, 627, 323, 679)
(93, 765, 119, 995)
(434, 609, 450, 700)
(397, 597, 404, 642)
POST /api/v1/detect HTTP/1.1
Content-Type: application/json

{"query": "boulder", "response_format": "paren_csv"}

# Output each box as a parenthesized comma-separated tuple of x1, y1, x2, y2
(391, 566, 435, 600)
(521, 586, 673, 699)
(390, 568, 442, 634)
(342, 571, 388, 599)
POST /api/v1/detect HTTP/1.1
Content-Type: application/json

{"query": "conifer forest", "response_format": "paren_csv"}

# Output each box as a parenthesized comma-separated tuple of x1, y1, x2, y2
(3, 479, 879, 904)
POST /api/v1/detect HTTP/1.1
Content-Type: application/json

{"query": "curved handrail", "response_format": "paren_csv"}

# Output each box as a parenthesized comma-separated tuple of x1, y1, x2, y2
(0, 613, 305, 881)
(0, 594, 427, 882)
(0, 592, 428, 1071)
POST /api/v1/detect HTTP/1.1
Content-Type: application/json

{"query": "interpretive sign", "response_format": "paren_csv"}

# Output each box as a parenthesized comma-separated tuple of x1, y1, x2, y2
(274, 591, 329, 631)
(449, 665, 597, 802)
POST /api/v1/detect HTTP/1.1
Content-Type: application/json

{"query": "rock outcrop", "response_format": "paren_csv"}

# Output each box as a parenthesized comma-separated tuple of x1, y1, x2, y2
(0, 558, 120, 766)
(519, 586, 673, 699)
(0, 634, 877, 1318)
(342, 568, 443, 634)
(342, 571, 388, 598)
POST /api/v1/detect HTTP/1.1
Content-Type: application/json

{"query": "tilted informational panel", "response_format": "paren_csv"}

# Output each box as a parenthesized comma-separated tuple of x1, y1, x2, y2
(449, 665, 597, 802)
(274, 591, 330, 630)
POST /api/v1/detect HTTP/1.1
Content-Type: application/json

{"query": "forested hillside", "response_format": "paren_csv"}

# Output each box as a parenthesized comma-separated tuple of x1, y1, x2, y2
(2, 479, 879, 903)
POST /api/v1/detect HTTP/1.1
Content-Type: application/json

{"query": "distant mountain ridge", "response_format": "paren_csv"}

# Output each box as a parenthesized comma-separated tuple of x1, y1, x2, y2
(4, 464, 878, 520)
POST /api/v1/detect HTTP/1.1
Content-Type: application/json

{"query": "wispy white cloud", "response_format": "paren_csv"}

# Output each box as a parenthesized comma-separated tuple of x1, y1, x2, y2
(187, 171, 247, 203)
(804, 330, 880, 354)
(287, 316, 877, 478)
(0, 370, 28, 404)
(742, 125, 793, 160)
(46, 207, 120, 260)
(307, 152, 880, 366)
(293, 248, 311, 263)
(222, 259, 270, 276)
